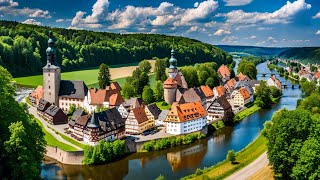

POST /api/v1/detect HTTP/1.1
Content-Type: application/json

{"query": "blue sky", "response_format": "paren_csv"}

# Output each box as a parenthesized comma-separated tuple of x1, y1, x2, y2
(1, 0, 320, 47)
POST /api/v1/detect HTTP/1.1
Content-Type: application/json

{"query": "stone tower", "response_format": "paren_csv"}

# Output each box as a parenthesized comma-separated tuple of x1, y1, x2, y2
(164, 48, 178, 104)
(43, 31, 61, 106)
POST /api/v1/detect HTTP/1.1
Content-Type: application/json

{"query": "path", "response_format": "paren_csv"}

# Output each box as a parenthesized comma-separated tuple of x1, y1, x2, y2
(225, 152, 269, 180)
(28, 106, 82, 150)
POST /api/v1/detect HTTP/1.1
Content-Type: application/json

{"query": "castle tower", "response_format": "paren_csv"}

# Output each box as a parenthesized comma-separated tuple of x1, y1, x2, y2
(43, 31, 61, 106)
(164, 48, 179, 104)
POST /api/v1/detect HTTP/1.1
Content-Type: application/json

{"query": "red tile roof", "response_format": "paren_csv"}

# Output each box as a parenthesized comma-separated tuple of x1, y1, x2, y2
(237, 72, 251, 81)
(214, 85, 226, 96)
(218, 64, 230, 79)
(200, 85, 214, 98)
(238, 87, 250, 100)
(30, 85, 44, 100)
(166, 102, 207, 123)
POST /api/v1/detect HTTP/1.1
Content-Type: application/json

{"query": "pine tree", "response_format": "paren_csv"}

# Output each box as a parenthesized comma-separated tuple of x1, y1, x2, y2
(98, 63, 111, 89)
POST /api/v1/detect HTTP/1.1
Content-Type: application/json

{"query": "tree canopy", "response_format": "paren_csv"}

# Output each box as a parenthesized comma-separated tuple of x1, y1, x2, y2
(237, 58, 258, 79)
(98, 63, 111, 89)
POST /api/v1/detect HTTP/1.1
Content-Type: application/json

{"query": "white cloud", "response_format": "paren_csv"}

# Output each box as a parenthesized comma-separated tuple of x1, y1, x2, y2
(30, 9, 51, 18)
(224, 0, 253, 6)
(194, 2, 199, 7)
(22, 19, 42, 26)
(222, 36, 238, 43)
(313, 12, 320, 19)
(0, 0, 51, 18)
(56, 18, 72, 23)
(257, 27, 272, 31)
(71, 0, 219, 30)
(213, 29, 231, 36)
(267, 36, 278, 44)
(316, 30, 320, 35)
(219, 0, 311, 26)
(249, 35, 256, 39)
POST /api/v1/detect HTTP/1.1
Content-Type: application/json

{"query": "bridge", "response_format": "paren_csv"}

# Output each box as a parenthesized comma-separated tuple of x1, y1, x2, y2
(261, 73, 275, 77)
(280, 81, 301, 89)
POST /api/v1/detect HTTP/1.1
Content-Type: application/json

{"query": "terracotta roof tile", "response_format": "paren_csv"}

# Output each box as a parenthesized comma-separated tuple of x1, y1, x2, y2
(200, 85, 214, 98)
(237, 72, 251, 81)
(238, 87, 250, 100)
(132, 106, 149, 124)
(166, 102, 206, 123)
(218, 64, 230, 78)
(214, 85, 226, 96)
(30, 85, 44, 99)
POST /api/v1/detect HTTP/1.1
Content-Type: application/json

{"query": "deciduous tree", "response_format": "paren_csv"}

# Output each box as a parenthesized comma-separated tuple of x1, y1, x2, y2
(98, 63, 111, 89)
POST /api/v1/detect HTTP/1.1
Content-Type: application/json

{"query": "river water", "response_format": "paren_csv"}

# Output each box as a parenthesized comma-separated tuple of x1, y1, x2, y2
(40, 61, 302, 180)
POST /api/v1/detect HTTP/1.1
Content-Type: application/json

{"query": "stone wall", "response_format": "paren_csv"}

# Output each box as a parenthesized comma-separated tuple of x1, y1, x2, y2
(45, 146, 83, 165)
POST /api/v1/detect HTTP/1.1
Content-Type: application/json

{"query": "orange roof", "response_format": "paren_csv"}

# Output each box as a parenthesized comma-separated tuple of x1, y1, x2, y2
(238, 87, 250, 100)
(314, 72, 320, 79)
(164, 77, 178, 88)
(227, 78, 237, 89)
(214, 85, 226, 96)
(218, 64, 231, 78)
(109, 93, 124, 106)
(200, 85, 214, 98)
(110, 82, 122, 91)
(270, 75, 282, 90)
(89, 88, 107, 105)
(30, 85, 44, 100)
(237, 72, 250, 81)
(166, 102, 206, 123)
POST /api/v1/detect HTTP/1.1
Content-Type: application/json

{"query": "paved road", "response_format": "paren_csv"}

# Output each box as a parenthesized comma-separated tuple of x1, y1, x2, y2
(28, 106, 82, 150)
(225, 152, 269, 180)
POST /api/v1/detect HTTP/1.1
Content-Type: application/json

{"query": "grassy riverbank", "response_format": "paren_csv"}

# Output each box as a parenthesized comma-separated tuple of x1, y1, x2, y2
(34, 118, 77, 151)
(182, 135, 268, 180)
(234, 105, 261, 122)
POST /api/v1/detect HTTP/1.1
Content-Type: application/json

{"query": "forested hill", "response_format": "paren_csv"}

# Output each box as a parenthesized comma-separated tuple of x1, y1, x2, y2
(278, 47, 320, 64)
(217, 45, 288, 57)
(0, 20, 232, 77)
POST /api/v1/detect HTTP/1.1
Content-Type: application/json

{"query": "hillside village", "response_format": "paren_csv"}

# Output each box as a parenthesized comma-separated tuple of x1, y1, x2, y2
(28, 33, 283, 146)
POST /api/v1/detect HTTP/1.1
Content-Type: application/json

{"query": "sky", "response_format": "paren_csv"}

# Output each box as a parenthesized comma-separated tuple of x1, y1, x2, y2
(1, 0, 320, 47)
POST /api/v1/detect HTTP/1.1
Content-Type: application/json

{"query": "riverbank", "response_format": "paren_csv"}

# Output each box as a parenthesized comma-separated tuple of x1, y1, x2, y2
(182, 135, 267, 180)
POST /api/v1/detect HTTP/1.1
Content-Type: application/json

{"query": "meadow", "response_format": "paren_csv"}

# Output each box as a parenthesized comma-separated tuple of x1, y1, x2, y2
(14, 60, 156, 88)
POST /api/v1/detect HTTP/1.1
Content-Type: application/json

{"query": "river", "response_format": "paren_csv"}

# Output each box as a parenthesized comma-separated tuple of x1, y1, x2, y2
(40, 60, 302, 180)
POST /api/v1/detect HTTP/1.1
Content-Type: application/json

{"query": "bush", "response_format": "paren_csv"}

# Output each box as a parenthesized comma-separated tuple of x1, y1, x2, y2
(195, 168, 203, 175)
(227, 150, 236, 164)
(83, 140, 127, 165)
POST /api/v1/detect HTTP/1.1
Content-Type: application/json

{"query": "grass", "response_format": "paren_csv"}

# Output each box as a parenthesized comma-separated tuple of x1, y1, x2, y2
(155, 101, 171, 110)
(57, 132, 86, 149)
(211, 120, 226, 130)
(234, 105, 261, 122)
(249, 165, 274, 180)
(34, 118, 77, 151)
(183, 135, 268, 180)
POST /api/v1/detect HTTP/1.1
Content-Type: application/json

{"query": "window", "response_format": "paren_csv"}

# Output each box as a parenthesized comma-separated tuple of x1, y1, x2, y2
(49, 86, 50, 89)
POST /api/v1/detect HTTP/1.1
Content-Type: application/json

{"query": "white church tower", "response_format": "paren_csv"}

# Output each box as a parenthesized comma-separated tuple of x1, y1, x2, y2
(43, 31, 61, 106)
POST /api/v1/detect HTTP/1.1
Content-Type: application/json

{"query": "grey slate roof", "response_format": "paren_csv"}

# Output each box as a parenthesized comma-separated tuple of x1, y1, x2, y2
(234, 81, 254, 95)
(86, 111, 100, 128)
(45, 104, 65, 117)
(122, 97, 143, 108)
(69, 109, 86, 127)
(246, 80, 261, 87)
(216, 96, 232, 110)
(158, 110, 169, 122)
(59, 80, 88, 99)
(37, 98, 51, 112)
(96, 107, 125, 133)
(147, 104, 162, 119)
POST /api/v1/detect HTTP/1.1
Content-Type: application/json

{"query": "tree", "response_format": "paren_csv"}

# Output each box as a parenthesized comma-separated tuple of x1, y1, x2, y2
(301, 81, 317, 97)
(270, 86, 281, 98)
(227, 150, 236, 164)
(0, 66, 45, 179)
(298, 93, 320, 113)
(254, 81, 272, 108)
(181, 66, 199, 87)
(142, 86, 155, 104)
(67, 104, 77, 115)
(121, 83, 135, 99)
(155, 59, 167, 81)
(154, 80, 164, 101)
(98, 63, 111, 89)
(139, 60, 152, 74)
(264, 109, 313, 179)
(198, 70, 210, 85)
(237, 59, 257, 79)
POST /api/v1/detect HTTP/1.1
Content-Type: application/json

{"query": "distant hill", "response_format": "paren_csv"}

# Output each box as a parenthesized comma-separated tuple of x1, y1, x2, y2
(217, 45, 288, 57)
(278, 47, 320, 64)
(0, 20, 232, 77)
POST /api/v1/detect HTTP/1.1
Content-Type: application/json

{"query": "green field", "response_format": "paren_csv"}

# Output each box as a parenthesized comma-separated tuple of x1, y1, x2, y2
(155, 101, 171, 110)
(34, 118, 77, 151)
(234, 105, 261, 122)
(183, 135, 268, 180)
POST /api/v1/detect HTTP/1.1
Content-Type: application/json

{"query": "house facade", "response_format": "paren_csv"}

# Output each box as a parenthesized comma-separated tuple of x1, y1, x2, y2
(125, 106, 150, 134)
(207, 96, 233, 123)
(267, 75, 282, 91)
(165, 102, 207, 135)
(233, 87, 252, 107)
(218, 64, 231, 83)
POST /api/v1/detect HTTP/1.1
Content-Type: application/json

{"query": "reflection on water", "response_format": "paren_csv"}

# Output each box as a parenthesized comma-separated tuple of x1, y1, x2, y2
(41, 61, 302, 180)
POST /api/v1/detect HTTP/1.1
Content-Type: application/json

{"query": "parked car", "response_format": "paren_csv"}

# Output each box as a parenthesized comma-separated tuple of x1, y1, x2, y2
(143, 131, 150, 136)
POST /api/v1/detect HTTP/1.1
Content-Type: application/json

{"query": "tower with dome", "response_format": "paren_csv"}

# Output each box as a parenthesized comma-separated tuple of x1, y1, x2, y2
(163, 48, 188, 104)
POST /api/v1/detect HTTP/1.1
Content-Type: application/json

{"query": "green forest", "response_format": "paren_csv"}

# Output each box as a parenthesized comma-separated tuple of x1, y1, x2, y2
(278, 47, 320, 64)
(0, 20, 232, 77)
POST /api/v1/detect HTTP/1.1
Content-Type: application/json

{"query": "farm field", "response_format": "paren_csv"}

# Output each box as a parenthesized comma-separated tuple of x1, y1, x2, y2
(14, 60, 156, 88)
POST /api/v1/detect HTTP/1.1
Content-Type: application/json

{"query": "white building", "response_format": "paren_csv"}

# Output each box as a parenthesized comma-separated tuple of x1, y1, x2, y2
(165, 102, 207, 135)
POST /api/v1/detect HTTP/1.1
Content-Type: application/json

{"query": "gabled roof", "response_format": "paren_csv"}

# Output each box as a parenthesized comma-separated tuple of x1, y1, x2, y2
(109, 93, 124, 106)
(158, 110, 169, 122)
(314, 72, 320, 79)
(122, 97, 144, 109)
(30, 85, 44, 99)
(59, 80, 88, 99)
(110, 82, 122, 91)
(216, 96, 232, 110)
(71, 109, 86, 121)
(45, 104, 66, 117)
(146, 104, 162, 119)
(75, 114, 91, 126)
(166, 102, 206, 123)
(200, 85, 214, 98)
(89, 88, 107, 105)
(238, 87, 250, 100)
(237, 72, 251, 81)
(37, 98, 51, 112)
(226, 78, 237, 90)
(131, 106, 148, 124)
(182, 88, 203, 103)
(218, 64, 231, 78)
(97, 107, 125, 132)
(214, 85, 227, 96)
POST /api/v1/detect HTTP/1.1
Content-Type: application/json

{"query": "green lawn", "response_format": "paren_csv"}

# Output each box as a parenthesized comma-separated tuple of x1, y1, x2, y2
(234, 105, 261, 122)
(34, 118, 77, 151)
(155, 101, 171, 110)
(57, 131, 86, 149)
(183, 135, 268, 180)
